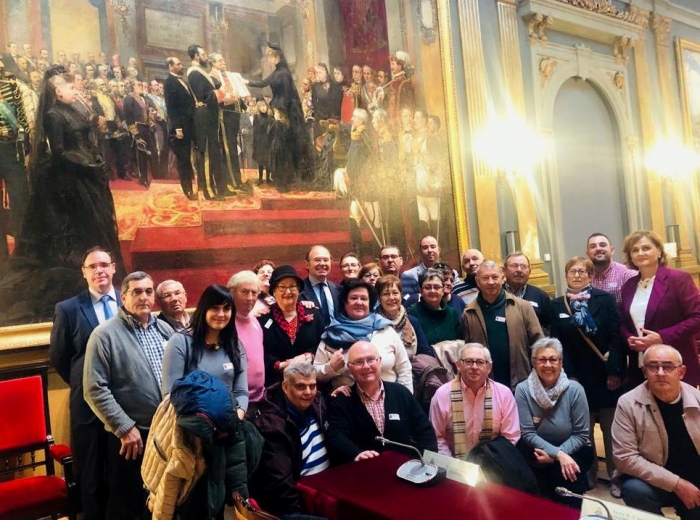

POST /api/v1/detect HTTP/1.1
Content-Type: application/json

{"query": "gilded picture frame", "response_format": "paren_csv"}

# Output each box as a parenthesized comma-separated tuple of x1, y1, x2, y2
(676, 38, 700, 150)
(0, 0, 469, 354)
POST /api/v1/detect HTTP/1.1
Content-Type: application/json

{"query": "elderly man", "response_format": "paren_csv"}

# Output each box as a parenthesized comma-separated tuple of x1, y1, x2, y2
(251, 361, 329, 517)
(300, 244, 340, 327)
(503, 252, 552, 332)
(326, 341, 437, 464)
(155, 279, 189, 331)
(452, 248, 483, 304)
(430, 342, 520, 458)
(586, 232, 636, 305)
(463, 260, 543, 390)
(84, 271, 175, 519)
(612, 345, 700, 520)
(50, 247, 120, 520)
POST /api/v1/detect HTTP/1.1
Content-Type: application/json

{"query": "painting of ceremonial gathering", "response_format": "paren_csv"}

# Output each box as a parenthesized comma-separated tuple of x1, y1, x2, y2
(0, 0, 461, 328)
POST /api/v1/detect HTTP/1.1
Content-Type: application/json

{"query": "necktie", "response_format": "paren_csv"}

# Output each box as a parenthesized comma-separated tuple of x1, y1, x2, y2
(318, 283, 330, 326)
(101, 295, 114, 320)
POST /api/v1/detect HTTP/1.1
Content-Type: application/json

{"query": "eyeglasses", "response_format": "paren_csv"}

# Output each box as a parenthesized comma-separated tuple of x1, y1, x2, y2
(567, 269, 589, 276)
(380, 254, 400, 260)
(82, 262, 113, 271)
(643, 363, 682, 374)
(347, 356, 380, 367)
(460, 358, 489, 367)
(160, 290, 184, 299)
(125, 288, 155, 297)
(276, 285, 299, 293)
(422, 284, 444, 291)
(506, 263, 529, 270)
(535, 357, 560, 365)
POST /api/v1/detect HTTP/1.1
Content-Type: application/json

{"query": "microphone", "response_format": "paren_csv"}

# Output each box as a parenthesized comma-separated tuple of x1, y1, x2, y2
(375, 436, 446, 487)
(555, 487, 613, 520)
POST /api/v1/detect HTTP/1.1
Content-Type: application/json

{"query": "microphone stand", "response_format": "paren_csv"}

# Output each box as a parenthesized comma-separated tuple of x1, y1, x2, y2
(555, 487, 613, 520)
(375, 436, 446, 487)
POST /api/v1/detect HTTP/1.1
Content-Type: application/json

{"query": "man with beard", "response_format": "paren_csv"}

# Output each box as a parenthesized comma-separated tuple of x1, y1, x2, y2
(92, 78, 129, 180)
(186, 44, 229, 201)
(124, 81, 157, 188)
(586, 232, 636, 305)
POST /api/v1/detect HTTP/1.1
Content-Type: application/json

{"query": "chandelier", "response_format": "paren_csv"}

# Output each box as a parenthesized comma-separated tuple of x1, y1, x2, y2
(110, 0, 134, 36)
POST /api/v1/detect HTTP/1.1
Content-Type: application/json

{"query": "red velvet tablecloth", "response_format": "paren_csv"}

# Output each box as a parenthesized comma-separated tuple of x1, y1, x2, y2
(297, 451, 580, 520)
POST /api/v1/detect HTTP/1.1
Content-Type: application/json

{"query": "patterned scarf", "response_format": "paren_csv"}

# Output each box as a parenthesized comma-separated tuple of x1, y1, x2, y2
(566, 285, 597, 335)
(527, 368, 570, 410)
(271, 302, 310, 344)
(450, 377, 494, 460)
(378, 306, 417, 357)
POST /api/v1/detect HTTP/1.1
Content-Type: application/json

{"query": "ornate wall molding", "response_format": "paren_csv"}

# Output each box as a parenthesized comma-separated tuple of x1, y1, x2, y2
(539, 56, 558, 84)
(551, 0, 648, 26)
(651, 12, 671, 48)
(527, 13, 554, 45)
(613, 35, 634, 65)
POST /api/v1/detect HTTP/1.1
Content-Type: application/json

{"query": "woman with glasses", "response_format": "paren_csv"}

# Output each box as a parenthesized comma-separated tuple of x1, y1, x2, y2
(551, 255, 624, 494)
(338, 252, 361, 284)
(359, 262, 382, 287)
(161, 284, 249, 418)
(407, 268, 463, 346)
(619, 230, 700, 388)
(259, 265, 324, 386)
(314, 280, 412, 392)
(515, 338, 592, 509)
(376, 275, 433, 357)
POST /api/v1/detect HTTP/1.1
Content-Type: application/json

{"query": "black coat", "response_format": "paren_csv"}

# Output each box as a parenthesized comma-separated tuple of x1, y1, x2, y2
(259, 306, 324, 386)
(551, 287, 625, 410)
(252, 112, 272, 166)
(250, 384, 327, 517)
(518, 284, 554, 332)
(326, 381, 437, 465)
(164, 73, 194, 136)
(300, 277, 340, 326)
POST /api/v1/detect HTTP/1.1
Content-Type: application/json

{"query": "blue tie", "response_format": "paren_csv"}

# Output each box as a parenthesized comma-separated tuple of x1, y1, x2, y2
(317, 283, 330, 326)
(101, 295, 114, 320)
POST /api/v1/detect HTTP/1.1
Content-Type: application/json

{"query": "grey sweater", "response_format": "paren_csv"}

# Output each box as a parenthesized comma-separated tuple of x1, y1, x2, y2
(84, 308, 175, 437)
(515, 378, 590, 459)
(161, 331, 249, 411)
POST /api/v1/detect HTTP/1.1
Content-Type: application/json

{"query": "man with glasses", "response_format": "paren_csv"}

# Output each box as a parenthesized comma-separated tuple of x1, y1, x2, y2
(326, 341, 437, 464)
(463, 260, 543, 390)
(503, 252, 552, 332)
(612, 345, 700, 520)
(155, 279, 190, 331)
(49, 246, 120, 520)
(429, 342, 519, 457)
(84, 271, 175, 519)
(378, 245, 404, 277)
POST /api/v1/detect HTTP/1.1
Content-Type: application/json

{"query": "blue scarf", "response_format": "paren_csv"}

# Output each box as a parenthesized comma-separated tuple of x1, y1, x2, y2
(321, 312, 392, 350)
(566, 285, 597, 335)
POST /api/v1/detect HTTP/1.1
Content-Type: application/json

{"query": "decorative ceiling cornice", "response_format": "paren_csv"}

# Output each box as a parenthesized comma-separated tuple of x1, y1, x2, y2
(550, 0, 648, 26)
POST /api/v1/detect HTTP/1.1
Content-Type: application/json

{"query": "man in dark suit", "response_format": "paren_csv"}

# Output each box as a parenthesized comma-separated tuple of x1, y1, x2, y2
(326, 341, 437, 465)
(124, 80, 157, 188)
(49, 246, 121, 520)
(300, 244, 340, 326)
(164, 56, 196, 199)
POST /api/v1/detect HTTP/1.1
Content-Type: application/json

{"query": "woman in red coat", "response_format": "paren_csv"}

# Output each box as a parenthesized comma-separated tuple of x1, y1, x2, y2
(619, 230, 700, 386)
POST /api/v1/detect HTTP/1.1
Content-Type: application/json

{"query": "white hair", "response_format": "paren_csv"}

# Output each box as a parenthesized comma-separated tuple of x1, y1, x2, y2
(459, 342, 492, 364)
(531, 337, 564, 361)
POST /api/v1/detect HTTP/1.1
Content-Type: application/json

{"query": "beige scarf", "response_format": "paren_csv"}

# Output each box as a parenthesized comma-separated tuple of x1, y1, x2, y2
(451, 377, 495, 459)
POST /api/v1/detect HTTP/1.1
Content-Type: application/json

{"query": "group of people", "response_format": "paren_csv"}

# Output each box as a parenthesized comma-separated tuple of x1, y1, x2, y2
(48, 227, 700, 519)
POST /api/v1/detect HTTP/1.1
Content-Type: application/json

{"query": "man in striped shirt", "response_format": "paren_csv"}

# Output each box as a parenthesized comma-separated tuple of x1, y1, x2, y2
(251, 361, 329, 517)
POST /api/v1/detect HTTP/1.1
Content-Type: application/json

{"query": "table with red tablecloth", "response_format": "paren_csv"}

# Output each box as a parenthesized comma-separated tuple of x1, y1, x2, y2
(297, 451, 580, 520)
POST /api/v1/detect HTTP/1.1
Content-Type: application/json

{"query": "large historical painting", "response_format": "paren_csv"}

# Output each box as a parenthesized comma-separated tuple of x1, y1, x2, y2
(0, 0, 467, 345)
(677, 38, 700, 149)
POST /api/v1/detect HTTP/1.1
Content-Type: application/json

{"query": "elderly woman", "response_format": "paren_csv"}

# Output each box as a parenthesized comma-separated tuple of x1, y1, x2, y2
(408, 268, 463, 346)
(259, 265, 324, 386)
(515, 338, 592, 509)
(314, 280, 412, 392)
(359, 262, 381, 287)
(339, 252, 361, 284)
(620, 230, 700, 387)
(376, 275, 433, 357)
(551, 256, 624, 494)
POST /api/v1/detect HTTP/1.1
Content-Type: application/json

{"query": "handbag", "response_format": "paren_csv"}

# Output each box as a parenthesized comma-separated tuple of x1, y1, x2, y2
(563, 297, 607, 363)
(232, 493, 279, 520)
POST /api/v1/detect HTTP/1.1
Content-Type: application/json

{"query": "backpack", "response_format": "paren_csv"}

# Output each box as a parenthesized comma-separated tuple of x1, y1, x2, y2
(411, 353, 451, 412)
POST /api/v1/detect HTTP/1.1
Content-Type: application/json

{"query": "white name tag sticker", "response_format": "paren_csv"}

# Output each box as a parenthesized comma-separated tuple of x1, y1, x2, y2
(530, 301, 539, 308)
(264, 319, 273, 329)
(388, 413, 401, 421)
(403, 294, 410, 300)
(223, 363, 234, 370)
(559, 313, 570, 318)
(495, 316, 506, 323)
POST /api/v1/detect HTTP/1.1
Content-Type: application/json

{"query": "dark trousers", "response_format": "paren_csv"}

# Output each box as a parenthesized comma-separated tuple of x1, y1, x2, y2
(621, 476, 700, 520)
(194, 139, 226, 199)
(170, 132, 195, 196)
(104, 136, 127, 179)
(72, 421, 109, 520)
(106, 428, 149, 520)
(220, 111, 243, 188)
(133, 130, 157, 183)
(0, 141, 29, 244)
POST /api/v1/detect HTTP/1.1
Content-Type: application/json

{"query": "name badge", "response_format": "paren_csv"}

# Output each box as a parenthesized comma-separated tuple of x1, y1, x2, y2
(264, 319, 273, 329)
(389, 413, 401, 421)
(403, 294, 410, 300)
(559, 313, 570, 319)
(223, 363, 233, 370)
(495, 316, 506, 323)
(530, 301, 539, 308)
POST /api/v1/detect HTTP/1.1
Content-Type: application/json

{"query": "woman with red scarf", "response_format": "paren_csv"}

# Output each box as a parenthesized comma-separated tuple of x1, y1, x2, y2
(259, 265, 325, 386)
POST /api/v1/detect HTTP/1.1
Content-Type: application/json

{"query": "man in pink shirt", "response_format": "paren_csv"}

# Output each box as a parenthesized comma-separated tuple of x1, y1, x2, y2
(429, 342, 520, 458)
(228, 270, 266, 414)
